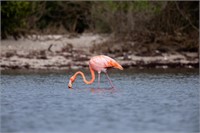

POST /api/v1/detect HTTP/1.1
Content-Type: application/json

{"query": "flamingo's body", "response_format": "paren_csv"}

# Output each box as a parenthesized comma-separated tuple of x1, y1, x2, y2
(68, 55, 123, 88)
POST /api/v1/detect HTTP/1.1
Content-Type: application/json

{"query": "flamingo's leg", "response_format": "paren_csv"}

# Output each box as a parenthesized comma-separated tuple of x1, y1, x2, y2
(105, 72, 115, 88)
(98, 72, 101, 89)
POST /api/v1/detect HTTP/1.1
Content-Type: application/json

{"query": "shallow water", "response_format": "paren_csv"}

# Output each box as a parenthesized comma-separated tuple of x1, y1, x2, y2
(1, 68, 199, 133)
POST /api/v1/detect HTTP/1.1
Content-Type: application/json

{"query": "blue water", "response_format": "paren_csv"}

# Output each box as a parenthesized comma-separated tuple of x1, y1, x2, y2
(1, 68, 199, 133)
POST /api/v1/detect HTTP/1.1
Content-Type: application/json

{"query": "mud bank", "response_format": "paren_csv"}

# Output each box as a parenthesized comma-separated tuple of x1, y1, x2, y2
(0, 34, 199, 70)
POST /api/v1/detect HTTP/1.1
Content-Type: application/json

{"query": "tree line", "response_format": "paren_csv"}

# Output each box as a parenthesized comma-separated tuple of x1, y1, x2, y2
(1, 1, 199, 39)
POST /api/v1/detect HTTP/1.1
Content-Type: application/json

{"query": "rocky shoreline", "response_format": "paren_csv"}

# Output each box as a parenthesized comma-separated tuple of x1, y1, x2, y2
(0, 34, 199, 70)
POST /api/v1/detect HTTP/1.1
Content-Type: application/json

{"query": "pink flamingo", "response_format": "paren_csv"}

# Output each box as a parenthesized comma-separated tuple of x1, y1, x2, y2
(68, 55, 123, 89)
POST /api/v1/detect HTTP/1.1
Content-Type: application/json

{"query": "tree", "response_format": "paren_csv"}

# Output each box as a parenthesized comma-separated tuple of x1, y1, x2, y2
(1, 1, 31, 39)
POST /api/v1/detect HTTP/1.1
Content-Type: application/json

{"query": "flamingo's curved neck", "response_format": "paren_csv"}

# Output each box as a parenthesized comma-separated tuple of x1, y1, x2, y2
(74, 66, 95, 84)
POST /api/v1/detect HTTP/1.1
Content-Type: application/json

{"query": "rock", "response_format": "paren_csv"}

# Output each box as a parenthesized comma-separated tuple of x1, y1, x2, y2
(109, 44, 122, 53)
(0, 34, 199, 70)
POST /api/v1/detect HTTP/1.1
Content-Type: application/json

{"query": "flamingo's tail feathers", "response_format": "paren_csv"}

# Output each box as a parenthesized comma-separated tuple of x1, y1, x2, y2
(108, 60, 123, 70)
(114, 63, 123, 70)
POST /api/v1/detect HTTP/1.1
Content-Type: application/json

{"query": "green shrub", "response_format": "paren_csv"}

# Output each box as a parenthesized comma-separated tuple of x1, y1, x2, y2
(1, 1, 32, 39)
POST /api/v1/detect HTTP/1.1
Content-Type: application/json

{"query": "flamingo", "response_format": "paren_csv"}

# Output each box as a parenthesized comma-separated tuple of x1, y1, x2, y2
(68, 55, 123, 89)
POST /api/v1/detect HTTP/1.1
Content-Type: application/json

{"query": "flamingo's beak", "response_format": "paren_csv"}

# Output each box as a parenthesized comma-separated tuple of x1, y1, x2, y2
(68, 80, 72, 88)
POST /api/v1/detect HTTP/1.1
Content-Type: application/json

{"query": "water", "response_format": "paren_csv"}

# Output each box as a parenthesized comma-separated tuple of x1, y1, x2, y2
(1, 68, 199, 133)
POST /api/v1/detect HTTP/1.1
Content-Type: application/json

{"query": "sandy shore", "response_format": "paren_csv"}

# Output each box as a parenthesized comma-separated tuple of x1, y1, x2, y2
(0, 34, 199, 70)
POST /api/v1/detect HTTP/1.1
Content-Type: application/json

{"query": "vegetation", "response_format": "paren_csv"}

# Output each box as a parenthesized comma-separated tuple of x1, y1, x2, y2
(1, 1, 32, 39)
(1, 1, 199, 49)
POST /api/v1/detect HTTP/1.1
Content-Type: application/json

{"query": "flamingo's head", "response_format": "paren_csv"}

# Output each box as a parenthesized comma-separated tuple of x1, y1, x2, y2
(68, 76, 75, 88)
